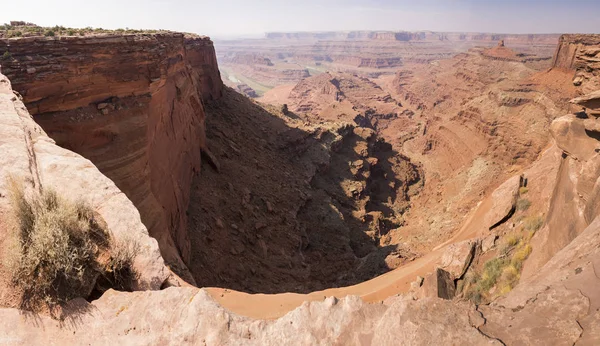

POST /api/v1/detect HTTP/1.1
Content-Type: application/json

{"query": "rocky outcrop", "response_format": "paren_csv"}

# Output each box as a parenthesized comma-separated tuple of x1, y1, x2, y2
(0, 33, 223, 282)
(439, 240, 477, 279)
(0, 73, 168, 292)
(3, 207, 597, 346)
(551, 34, 600, 93)
(524, 107, 600, 277)
(220, 53, 274, 66)
(571, 90, 600, 115)
(0, 288, 500, 345)
(485, 175, 523, 229)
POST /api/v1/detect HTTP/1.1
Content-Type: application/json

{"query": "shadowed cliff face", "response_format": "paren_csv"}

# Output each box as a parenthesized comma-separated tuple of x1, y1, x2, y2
(0, 33, 223, 282)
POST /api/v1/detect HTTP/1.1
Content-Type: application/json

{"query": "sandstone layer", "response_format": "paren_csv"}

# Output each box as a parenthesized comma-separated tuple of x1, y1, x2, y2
(0, 33, 223, 281)
(552, 34, 600, 93)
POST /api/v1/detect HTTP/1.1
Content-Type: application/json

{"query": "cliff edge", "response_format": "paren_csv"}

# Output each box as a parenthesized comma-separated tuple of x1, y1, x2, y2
(1, 33, 223, 282)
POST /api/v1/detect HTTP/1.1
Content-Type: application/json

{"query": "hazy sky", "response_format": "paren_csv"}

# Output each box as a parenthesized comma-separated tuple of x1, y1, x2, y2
(2, 0, 599, 39)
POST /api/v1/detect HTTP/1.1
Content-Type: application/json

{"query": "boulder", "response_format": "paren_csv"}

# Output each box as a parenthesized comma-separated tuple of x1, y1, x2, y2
(439, 240, 477, 279)
(418, 268, 456, 300)
(481, 235, 498, 252)
(485, 175, 522, 229)
(551, 114, 600, 161)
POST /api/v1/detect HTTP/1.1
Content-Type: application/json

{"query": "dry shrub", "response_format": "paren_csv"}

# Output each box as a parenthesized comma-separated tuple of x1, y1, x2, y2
(102, 238, 140, 291)
(516, 198, 531, 211)
(523, 215, 544, 232)
(465, 231, 534, 304)
(7, 179, 138, 311)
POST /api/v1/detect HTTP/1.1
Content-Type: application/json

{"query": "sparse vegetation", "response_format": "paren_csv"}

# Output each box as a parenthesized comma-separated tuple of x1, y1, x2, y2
(1, 51, 12, 61)
(0, 22, 184, 39)
(519, 186, 529, 195)
(7, 179, 138, 312)
(523, 215, 544, 232)
(516, 198, 531, 211)
(463, 213, 544, 304)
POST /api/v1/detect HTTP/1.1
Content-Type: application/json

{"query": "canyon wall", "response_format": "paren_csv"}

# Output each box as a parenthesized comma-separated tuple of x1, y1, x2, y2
(552, 34, 600, 93)
(0, 34, 223, 282)
(0, 72, 169, 296)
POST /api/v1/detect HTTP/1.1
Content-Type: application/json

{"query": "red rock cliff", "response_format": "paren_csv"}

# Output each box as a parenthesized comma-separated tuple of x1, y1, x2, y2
(0, 33, 223, 282)
(551, 34, 600, 93)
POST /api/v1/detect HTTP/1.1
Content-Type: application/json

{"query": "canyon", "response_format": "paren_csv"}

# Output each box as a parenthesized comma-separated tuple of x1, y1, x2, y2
(216, 31, 560, 97)
(0, 26, 599, 345)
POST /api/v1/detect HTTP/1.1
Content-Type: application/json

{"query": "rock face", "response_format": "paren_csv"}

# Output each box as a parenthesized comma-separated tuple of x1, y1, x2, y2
(439, 240, 477, 279)
(0, 288, 501, 345)
(418, 268, 456, 300)
(552, 34, 600, 92)
(484, 175, 522, 229)
(0, 73, 168, 293)
(571, 90, 600, 115)
(0, 34, 223, 281)
(524, 107, 600, 277)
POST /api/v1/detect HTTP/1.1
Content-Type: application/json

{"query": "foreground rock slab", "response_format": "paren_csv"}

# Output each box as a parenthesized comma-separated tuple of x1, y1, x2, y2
(0, 288, 499, 345)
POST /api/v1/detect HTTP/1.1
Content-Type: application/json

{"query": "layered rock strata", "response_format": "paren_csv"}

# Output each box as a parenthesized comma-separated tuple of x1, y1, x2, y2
(0, 73, 168, 294)
(0, 34, 223, 281)
(552, 34, 600, 93)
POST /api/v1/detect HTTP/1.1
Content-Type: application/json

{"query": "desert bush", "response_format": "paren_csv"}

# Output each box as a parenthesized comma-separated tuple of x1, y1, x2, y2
(44, 30, 55, 37)
(523, 215, 544, 232)
(519, 187, 529, 195)
(7, 180, 137, 311)
(498, 233, 521, 256)
(465, 231, 534, 303)
(516, 198, 531, 211)
(1, 51, 12, 61)
(511, 244, 532, 270)
(104, 238, 140, 290)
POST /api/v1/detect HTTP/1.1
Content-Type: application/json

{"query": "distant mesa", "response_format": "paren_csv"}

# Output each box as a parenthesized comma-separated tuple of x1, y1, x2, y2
(236, 84, 258, 98)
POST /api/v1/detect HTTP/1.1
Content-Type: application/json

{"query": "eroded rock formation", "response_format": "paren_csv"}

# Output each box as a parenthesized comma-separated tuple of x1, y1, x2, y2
(552, 34, 600, 92)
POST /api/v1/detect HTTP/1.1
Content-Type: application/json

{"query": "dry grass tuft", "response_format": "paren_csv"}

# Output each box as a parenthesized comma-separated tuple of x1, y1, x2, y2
(523, 215, 544, 232)
(7, 179, 138, 311)
(516, 198, 531, 211)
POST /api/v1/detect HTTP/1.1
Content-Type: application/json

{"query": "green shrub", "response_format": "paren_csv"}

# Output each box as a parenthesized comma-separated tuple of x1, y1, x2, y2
(44, 30, 55, 37)
(1, 51, 12, 61)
